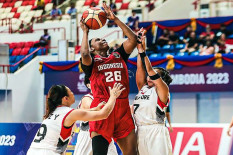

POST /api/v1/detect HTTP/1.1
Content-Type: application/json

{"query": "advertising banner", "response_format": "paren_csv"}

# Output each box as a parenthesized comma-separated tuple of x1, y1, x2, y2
(0, 123, 232, 155)
(169, 66, 233, 92)
(44, 71, 90, 95)
(0, 123, 40, 155)
(128, 66, 233, 93)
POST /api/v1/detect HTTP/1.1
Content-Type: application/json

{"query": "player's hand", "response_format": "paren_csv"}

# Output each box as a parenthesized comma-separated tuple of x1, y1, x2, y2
(80, 19, 89, 33)
(109, 83, 125, 98)
(227, 127, 231, 136)
(102, 2, 116, 21)
(96, 102, 106, 111)
(169, 126, 173, 133)
(136, 28, 146, 53)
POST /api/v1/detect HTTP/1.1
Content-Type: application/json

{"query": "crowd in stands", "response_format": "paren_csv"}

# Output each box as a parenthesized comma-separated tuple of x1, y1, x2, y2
(154, 24, 233, 56)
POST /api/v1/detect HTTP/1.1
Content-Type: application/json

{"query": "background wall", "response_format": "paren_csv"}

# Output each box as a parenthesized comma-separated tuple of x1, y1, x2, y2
(0, 55, 58, 122)
(148, 0, 194, 21)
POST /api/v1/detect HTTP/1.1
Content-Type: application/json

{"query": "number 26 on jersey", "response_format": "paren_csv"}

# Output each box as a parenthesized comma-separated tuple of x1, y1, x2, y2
(105, 71, 121, 82)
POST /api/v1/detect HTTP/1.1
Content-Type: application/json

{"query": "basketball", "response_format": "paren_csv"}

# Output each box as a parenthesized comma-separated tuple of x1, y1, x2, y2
(82, 7, 107, 30)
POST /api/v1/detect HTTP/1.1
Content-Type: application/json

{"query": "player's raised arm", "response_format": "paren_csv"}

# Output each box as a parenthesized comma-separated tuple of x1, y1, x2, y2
(136, 29, 147, 91)
(102, 2, 137, 54)
(65, 83, 125, 125)
(137, 29, 169, 104)
(80, 20, 92, 66)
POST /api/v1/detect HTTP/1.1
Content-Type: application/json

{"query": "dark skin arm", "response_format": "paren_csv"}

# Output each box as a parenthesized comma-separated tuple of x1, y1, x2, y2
(80, 21, 92, 66)
(102, 2, 137, 54)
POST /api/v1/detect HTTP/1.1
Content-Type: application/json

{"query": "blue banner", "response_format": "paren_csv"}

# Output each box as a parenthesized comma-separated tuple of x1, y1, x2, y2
(0, 123, 122, 155)
(0, 123, 40, 155)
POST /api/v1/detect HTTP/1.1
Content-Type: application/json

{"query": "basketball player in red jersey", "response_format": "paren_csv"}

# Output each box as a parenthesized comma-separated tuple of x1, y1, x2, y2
(80, 2, 137, 155)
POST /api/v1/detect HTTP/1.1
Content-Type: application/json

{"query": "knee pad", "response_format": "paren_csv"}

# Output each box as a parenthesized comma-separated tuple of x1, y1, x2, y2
(92, 135, 109, 155)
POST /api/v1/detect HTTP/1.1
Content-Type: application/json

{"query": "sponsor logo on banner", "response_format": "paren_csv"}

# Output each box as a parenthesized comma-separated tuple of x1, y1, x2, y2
(170, 127, 223, 155)
(77, 73, 89, 93)
(45, 72, 90, 95)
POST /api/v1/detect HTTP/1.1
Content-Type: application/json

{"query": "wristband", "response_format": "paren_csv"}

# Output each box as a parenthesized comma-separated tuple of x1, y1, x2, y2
(137, 32, 142, 43)
(139, 52, 146, 58)
(149, 74, 160, 80)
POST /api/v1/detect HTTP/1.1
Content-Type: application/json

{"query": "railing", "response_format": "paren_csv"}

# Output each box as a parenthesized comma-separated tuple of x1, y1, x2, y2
(0, 18, 34, 34)
(0, 47, 43, 73)
(102, 30, 122, 39)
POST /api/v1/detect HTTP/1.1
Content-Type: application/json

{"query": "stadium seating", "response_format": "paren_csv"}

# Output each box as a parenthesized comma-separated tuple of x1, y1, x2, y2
(0, 0, 53, 27)
(4, 41, 48, 72)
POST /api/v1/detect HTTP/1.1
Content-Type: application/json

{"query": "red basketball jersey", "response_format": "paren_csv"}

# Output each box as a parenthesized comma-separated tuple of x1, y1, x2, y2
(89, 52, 129, 99)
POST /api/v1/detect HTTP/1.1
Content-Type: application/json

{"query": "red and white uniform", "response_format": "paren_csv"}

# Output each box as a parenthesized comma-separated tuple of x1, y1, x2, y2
(74, 93, 118, 155)
(27, 106, 74, 155)
(133, 85, 172, 155)
(82, 46, 135, 143)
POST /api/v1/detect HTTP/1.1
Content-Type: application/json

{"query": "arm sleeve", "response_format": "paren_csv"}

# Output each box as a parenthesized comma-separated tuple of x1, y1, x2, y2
(80, 58, 94, 79)
(114, 44, 130, 63)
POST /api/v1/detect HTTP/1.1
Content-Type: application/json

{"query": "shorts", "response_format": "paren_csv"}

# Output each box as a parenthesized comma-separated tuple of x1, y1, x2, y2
(89, 98, 135, 143)
(137, 124, 172, 155)
(73, 130, 118, 155)
(27, 148, 60, 155)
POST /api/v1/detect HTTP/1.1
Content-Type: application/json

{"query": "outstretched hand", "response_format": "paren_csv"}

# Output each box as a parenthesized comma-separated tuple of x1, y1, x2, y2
(102, 2, 116, 20)
(80, 19, 89, 32)
(109, 83, 125, 98)
(136, 28, 146, 53)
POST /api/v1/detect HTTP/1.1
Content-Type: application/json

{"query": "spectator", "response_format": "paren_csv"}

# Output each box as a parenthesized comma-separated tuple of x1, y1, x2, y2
(168, 30, 179, 45)
(34, 29, 51, 48)
(157, 29, 169, 47)
(126, 10, 139, 31)
(90, 2, 97, 7)
(67, 2, 77, 15)
(216, 33, 226, 53)
(199, 24, 215, 41)
(184, 25, 193, 40)
(50, 4, 62, 19)
(34, 0, 45, 11)
(216, 24, 232, 37)
(110, 0, 117, 15)
(181, 31, 198, 53)
(199, 40, 215, 55)
(146, 0, 155, 12)
(107, 0, 117, 27)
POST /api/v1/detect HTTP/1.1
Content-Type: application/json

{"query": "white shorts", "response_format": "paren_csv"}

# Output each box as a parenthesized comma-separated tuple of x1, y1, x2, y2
(73, 130, 118, 155)
(137, 124, 172, 155)
(27, 148, 60, 155)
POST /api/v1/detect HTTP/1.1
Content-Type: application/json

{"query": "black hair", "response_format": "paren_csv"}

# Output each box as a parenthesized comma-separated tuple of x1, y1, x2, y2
(89, 39, 92, 48)
(153, 67, 173, 86)
(84, 76, 90, 88)
(44, 85, 68, 119)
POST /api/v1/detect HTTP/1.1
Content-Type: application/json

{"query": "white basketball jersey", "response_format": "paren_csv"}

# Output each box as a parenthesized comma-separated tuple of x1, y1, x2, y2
(133, 85, 168, 126)
(29, 106, 74, 154)
(78, 93, 94, 131)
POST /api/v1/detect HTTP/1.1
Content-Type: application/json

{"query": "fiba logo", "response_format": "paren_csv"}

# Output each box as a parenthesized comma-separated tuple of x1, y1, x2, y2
(79, 73, 85, 80)
(77, 73, 88, 93)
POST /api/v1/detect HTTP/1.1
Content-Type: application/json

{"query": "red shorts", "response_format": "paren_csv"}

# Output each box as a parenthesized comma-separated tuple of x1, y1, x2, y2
(89, 98, 135, 143)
